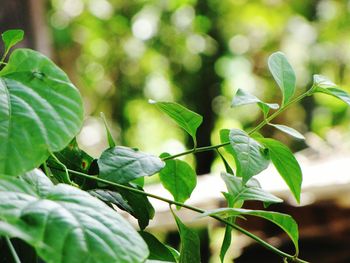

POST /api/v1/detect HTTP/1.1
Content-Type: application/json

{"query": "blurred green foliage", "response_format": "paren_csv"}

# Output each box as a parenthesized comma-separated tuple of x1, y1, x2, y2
(48, 0, 350, 172)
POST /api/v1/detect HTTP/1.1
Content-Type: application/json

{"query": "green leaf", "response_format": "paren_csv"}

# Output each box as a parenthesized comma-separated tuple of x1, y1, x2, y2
(100, 112, 116, 148)
(0, 49, 84, 176)
(98, 146, 165, 184)
(232, 89, 279, 117)
(216, 150, 234, 175)
(0, 169, 149, 262)
(88, 189, 133, 214)
(172, 211, 200, 263)
(115, 184, 155, 230)
(312, 75, 350, 106)
(227, 129, 270, 182)
(257, 138, 302, 203)
(221, 172, 283, 204)
(268, 124, 305, 140)
(202, 208, 299, 254)
(159, 154, 197, 206)
(268, 52, 296, 106)
(1, 29, 24, 56)
(150, 100, 203, 146)
(140, 232, 176, 262)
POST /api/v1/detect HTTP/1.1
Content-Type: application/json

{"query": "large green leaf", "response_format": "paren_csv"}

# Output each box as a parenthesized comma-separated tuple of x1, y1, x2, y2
(221, 172, 282, 204)
(227, 129, 270, 182)
(1, 29, 24, 57)
(150, 101, 203, 146)
(172, 211, 200, 263)
(268, 52, 296, 106)
(0, 49, 84, 175)
(159, 154, 197, 206)
(202, 208, 299, 253)
(232, 89, 279, 117)
(312, 75, 350, 106)
(140, 231, 176, 262)
(0, 169, 149, 263)
(257, 138, 302, 203)
(98, 146, 165, 184)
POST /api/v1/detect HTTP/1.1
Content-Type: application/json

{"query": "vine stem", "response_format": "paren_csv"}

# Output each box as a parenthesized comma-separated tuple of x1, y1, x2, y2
(64, 168, 308, 263)
(5, 237, 21, 263)
(162, 91, 312, 161)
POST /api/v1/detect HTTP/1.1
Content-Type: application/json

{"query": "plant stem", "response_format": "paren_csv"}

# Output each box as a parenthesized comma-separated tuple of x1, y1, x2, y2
(5, 237, 21, 263)
(49, 152, 72, 185)
(162, 91, 311, 161)
(65, 168, 308, 263)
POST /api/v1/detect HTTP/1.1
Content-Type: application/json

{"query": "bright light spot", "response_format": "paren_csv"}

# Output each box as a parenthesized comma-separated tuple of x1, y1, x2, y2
(132, 7, 159, 40)
(317, 0, 338, 21)
(161, 139, 186, 156)
(85, 62, 105, 81)
(62, 0, 84, 17)
(229, 35, 250, 54)
(171, 5, 195, 30)
(123, 38, 146, 58)
(89, 39, 109, 58)
(78, 120, 104, 147)
(186, 34, 206, 54)
(51, 11, 70, 29)
(144, 73, 173, 101)
(88, 0, 113, 20)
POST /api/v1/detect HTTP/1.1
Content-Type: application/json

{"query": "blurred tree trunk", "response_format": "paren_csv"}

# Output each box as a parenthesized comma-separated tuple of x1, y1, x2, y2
(0, 0, 51, 56)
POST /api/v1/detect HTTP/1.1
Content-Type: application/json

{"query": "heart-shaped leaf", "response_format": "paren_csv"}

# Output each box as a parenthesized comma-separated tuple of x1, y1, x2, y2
(0, 169, 149, 263)
(268, 52, 296, 106)
(0, 49, 84, 175)
(98, 146, 165, 184)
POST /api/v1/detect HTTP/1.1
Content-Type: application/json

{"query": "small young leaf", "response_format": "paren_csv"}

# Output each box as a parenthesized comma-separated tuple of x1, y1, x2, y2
(0, 169, 149, 262)
(150, 101, 203, 146)
(140, 231, 176, 262)
(227, 129, 270, 182)
(216, 149, 234, 175)
(257, 138, 302, 203)
(100, 112, 116, 147)
(202, 208, 299, 253)
(1, 29, 24, 55)
(159, 154, 197, 206)
(172, 210, 201, 263)
(232, 89, 279, 117)
(268, 52, 296, 106)
(312, 75, 350, 106)
(221, 173, 283, 204)
(268, 123, 305, 140)
(98, 146, 165, 184)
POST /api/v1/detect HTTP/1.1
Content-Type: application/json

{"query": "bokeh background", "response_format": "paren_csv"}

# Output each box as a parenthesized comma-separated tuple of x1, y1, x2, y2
(2, 0, 350, 262)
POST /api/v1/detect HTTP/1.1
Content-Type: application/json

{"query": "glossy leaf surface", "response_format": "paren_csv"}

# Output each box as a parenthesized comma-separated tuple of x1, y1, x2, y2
(221, 172, 282, 204)
(0, 49, 84, 175)
(268, 124, 305, 140)
(232, 89, 279, 117)
(159, 155, 197, 205)
(140, 231, 176, 262)
(268, 52, 296, 105)
(0, 169, 149, 262)
(98, 146, 165, 184)
(227, 129, 270, 182)
(202, 208, 299, 253)
(150, 101, 203, 145)
(258, 138, 302, 203)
